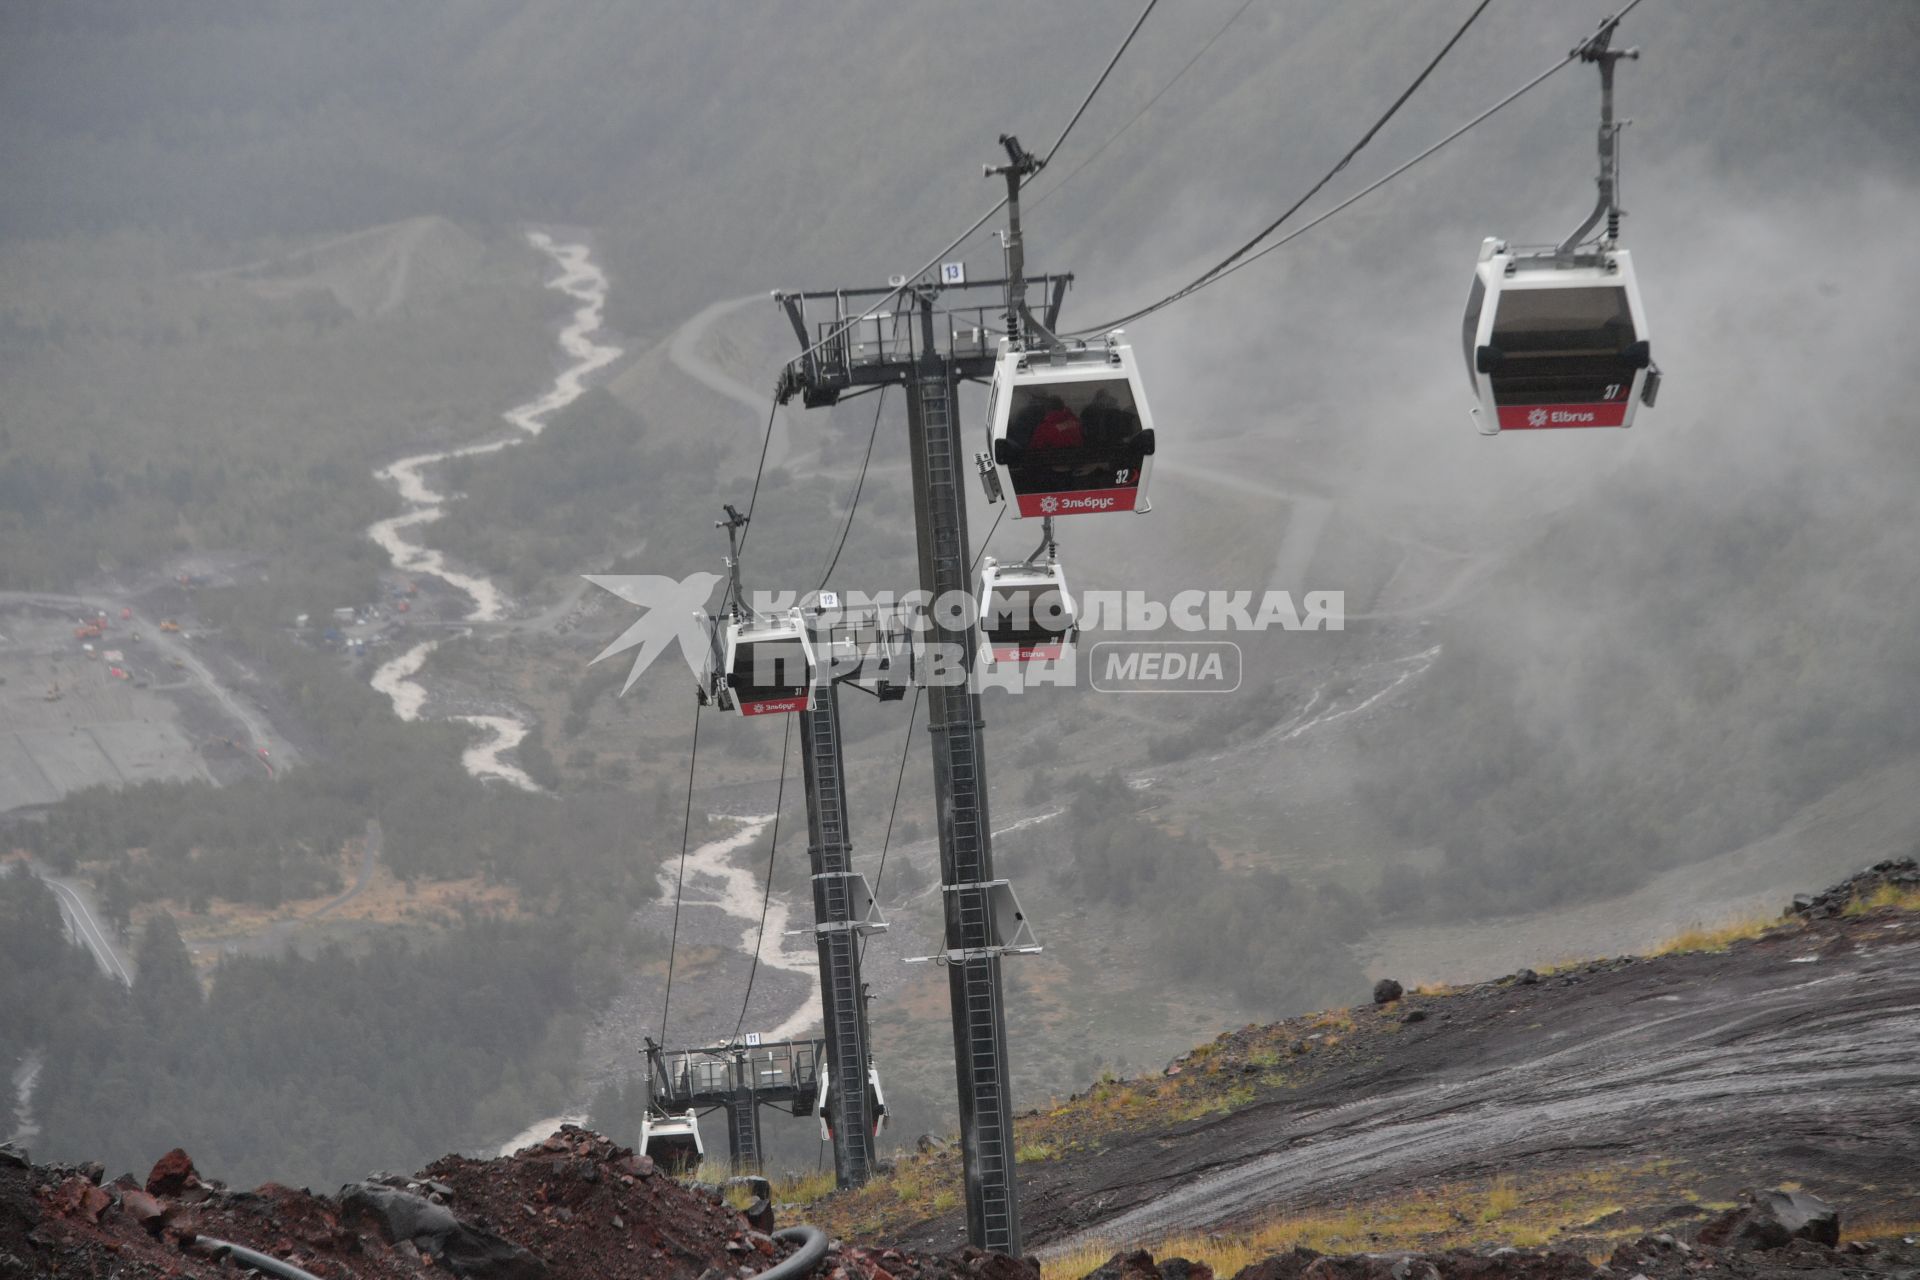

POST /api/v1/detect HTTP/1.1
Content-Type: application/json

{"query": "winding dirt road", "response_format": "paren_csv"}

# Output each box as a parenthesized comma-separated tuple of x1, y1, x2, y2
(667, 295, 795, 475)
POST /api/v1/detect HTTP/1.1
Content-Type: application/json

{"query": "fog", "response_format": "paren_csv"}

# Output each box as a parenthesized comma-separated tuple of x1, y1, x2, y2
(3, 0, 1915, 1186)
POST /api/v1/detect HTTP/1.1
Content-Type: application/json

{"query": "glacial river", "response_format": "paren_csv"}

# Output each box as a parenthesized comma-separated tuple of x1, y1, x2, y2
(366, 232, 622, 790)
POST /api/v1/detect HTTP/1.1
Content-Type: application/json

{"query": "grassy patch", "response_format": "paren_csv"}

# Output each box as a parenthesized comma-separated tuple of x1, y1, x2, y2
(1649, 911, 1781, 956)
(770, 1170, 838, 1204)
(1844, 882, 1920, 915)
(1478, 1178, 1522, 1223)
(1039, 1166, 1675, 1280)
(1849, 1215, 1920, 1241)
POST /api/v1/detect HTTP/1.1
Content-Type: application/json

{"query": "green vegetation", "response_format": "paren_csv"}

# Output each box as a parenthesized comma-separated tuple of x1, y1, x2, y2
(20, 617, 681, 918)
(3, 873, 606, 1189)
(1035, 1166, 1653, 1280)
(1649, 912, 1785, 957)
(1047, 771, 1364, 1010)
(0, 226, 547, 596)
(1844, 881, 1920, 916)
(435, 388, 724, 596)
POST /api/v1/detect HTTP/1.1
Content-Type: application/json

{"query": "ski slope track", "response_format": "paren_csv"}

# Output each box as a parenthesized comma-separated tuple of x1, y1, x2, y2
(1001, 912, 1920, 1256)
(365, 232, 622, 790)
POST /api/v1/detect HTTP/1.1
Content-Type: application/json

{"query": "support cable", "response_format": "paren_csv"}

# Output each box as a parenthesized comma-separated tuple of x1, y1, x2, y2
(859, 504, 1001, 965)
(1039, 0, 1163, 169)
(730, 711, 794, 1045)
(736, 399, 782, 559)
(658, 701, 702, 1047)
(812, 311, 906, 592)
(781, 0, 1161, 377)
(860, 687, 919, 966)
(1191, 44, 1598, 294)
(1064, 0, 1513, 336)
(1030, 0, 1257, 213)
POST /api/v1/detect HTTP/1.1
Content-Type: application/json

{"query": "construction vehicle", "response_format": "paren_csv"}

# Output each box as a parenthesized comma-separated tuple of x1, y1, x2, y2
(159, 620, 181, 633)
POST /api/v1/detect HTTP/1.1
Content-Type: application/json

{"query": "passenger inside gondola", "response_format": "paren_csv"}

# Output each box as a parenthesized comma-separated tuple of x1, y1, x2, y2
(1001, 379, 1146, 494)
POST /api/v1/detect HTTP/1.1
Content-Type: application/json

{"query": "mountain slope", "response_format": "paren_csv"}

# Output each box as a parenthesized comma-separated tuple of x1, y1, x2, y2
(817, 865, 1920, 1258)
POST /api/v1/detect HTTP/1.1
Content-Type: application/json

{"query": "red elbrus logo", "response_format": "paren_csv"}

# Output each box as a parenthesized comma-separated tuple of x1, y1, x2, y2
(1017, 490, 1131, 517)
(1500, 402, 1628, 429)
(741, 695, 810, 716)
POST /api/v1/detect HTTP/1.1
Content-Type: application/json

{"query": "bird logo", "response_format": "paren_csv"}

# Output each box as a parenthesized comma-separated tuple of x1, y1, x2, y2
(1039, 495, 1061, 514)
(586, 572, 725, 694)
(1528, 408, 1550, 428)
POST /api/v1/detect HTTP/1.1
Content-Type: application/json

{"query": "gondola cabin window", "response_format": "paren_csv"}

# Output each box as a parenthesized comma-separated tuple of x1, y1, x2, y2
(987, 335, 1158, 517)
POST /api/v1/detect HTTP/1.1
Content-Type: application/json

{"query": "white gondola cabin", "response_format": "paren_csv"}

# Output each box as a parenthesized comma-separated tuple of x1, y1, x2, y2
(817, 1064, 889, 1143)
(717, 609, 814, 717)
(978, 558, 1076, 664)
(638, 1110, 704, 1172)
(1464, 238, 1657, 434)
(986, 333, 1155, 517)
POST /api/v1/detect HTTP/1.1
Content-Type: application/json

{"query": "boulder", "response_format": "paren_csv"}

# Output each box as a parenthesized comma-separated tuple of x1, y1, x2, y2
(1159, 1259, 1214, 1280)
(116, 1188, 167, 1234)
(1695, 1187, 1839, 1251)
(958, 1245, 1041, 1280)
(1079, 1249, 1160, 1280)
(145, 1148, 200, 1197)
(1373, 978, 1404, 1005)
(1231, 1246, 1323, 1280)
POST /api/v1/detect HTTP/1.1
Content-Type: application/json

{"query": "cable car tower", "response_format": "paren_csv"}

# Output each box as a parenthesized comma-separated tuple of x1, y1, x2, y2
(684, 507, 907, 1188)
(641, 1037, 825, 1173)
(771, 135, 1088, 1257)
(1464, 14, 1661, 433)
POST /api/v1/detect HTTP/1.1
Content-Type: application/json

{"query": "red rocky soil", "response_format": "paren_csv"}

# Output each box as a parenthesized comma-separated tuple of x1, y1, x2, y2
(0, 1128, 1048, 1280)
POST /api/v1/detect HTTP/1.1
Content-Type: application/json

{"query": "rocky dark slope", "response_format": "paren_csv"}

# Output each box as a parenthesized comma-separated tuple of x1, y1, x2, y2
(828, 864, 1919, 1259)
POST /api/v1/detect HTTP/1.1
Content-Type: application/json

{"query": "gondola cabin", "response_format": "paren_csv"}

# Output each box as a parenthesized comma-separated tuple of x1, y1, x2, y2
(638, 1110, 704, 1173)
(1464, 238, 1656, 435)
(720, 609, 814, 717)
(817, 1064, 889, 1143)
(978, 559, 1076, 664)
(987, 333, 1155, 517)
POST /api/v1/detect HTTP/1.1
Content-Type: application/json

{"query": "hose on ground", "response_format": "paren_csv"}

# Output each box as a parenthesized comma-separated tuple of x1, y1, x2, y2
(186, 1234, 325, 1280)
(188, 1220, 826, 1280)
(750, 1224, 830, 1280)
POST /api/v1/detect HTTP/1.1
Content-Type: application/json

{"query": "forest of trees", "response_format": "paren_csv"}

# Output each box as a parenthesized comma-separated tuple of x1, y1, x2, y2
(1041, 772, 1364, 1011)
(17, 576, 689, 923)
(3, 872, 607, 1188)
